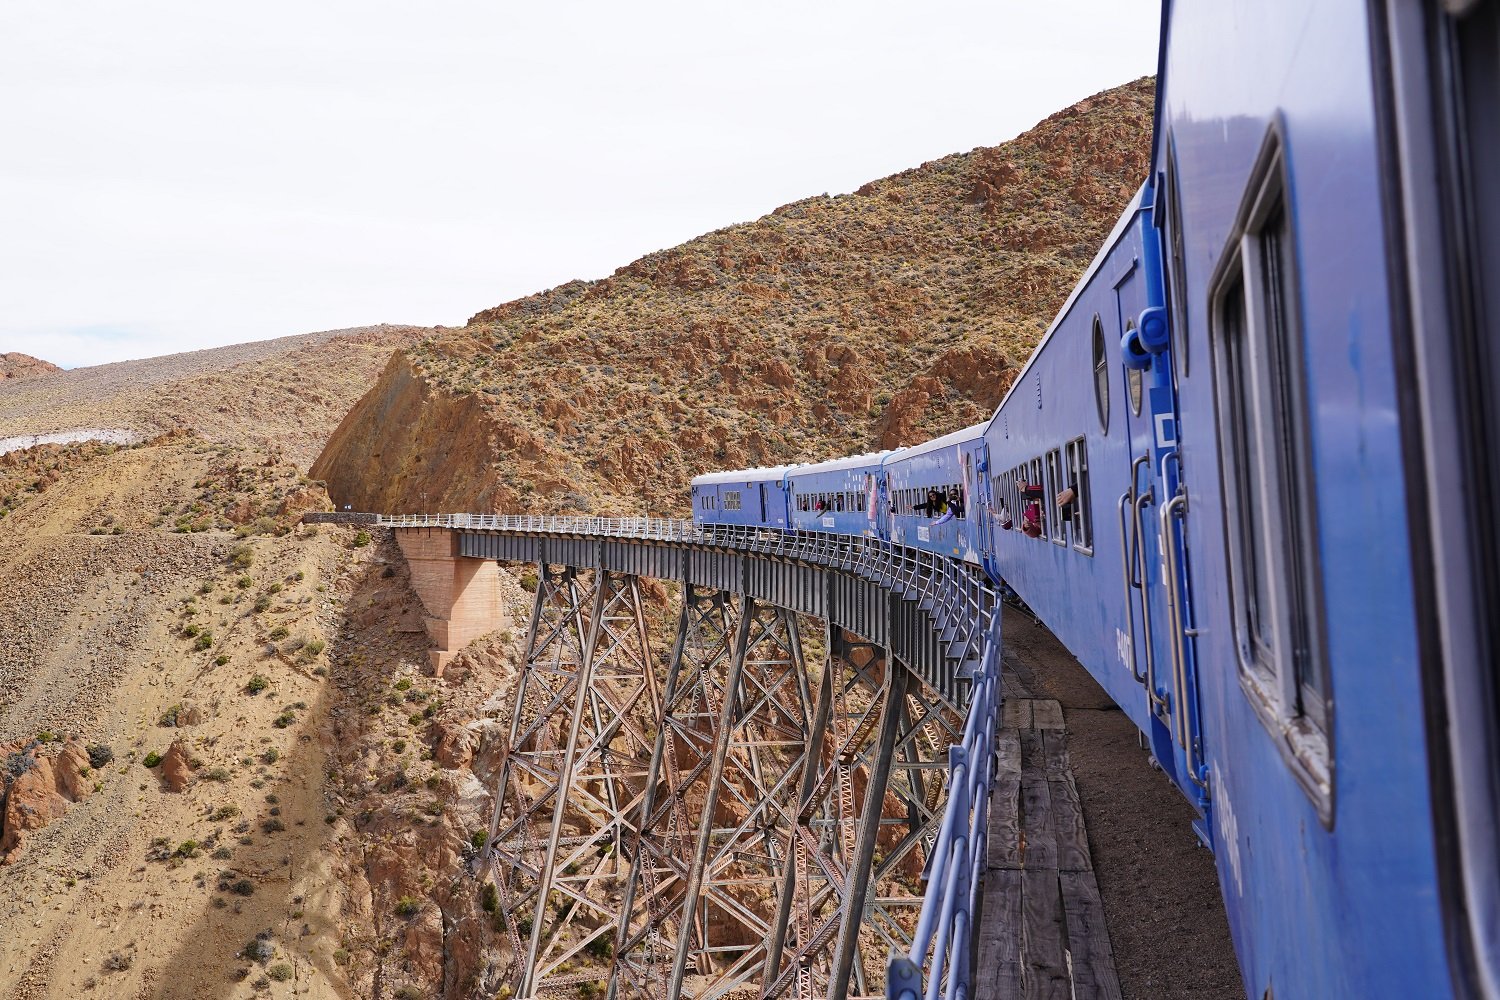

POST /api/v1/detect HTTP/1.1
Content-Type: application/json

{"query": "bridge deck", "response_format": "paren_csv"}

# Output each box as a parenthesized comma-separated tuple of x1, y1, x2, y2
(975, 660, 1123, 999)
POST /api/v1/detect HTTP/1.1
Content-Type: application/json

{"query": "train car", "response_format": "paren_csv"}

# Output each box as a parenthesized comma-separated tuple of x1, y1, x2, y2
(689, 4, 1496, 995)
(981, 3, 1498, 997)
(785, 452, 894, 537)
(689, 467, 792, 530)
(883, 423, 988, 564)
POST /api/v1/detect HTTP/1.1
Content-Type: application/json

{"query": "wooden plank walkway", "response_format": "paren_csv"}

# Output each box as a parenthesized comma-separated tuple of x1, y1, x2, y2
(974, 673, 1124, 1000)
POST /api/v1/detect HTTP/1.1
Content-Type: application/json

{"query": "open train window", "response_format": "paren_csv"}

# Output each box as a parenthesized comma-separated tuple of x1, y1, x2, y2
(1209, 125, 1331, 812)
(1125, 320, 1144, 416)
(1092, 315, 1110, 433)
(1066, 437, 1092, 555)
(1046, 449, 1066, 545)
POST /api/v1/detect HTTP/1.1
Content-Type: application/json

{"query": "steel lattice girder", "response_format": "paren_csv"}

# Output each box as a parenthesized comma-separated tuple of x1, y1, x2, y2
(480, 569, 967, 1000)
(481, 565, 664, 996)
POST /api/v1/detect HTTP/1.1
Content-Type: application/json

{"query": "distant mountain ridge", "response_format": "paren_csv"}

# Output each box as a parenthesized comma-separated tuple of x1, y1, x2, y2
(0, 352, 61, 381)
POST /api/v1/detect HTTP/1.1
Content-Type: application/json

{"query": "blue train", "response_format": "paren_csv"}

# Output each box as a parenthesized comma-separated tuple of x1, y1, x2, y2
(691, 2, 1499, 996)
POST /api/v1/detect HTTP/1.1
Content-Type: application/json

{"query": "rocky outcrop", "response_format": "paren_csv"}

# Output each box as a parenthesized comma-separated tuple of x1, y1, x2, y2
(311, 353, 518, 514)
(0, 353, 61, 381)
(0, 739, 92, 862)
(158, 739, 193, 792)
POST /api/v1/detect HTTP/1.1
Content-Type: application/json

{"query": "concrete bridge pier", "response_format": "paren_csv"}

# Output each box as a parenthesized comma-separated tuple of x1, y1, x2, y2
(392, 527, 509, 674)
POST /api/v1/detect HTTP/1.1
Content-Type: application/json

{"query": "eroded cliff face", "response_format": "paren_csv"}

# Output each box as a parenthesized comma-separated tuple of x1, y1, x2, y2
(312, 352, 521, 514)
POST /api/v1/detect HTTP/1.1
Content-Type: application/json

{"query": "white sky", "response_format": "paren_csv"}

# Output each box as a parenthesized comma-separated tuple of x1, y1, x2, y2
(0, 1, 1160, 369)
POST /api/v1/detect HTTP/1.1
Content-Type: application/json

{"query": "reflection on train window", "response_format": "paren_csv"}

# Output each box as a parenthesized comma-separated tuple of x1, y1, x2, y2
(1066, 437, 1092, 554)
(1092, 315, 1109, 433)
(1162, 140, 1190, 379)
(1211, 129, 1330, 798)
(1126, 320, 1144, 416)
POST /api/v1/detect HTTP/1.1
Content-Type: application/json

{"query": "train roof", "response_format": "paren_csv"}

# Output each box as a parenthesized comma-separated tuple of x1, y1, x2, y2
(787, 450, 899, 478)
(884, 421, 988, 463)
(993, 185, 1148, 416)
(690, 465, 796, 487)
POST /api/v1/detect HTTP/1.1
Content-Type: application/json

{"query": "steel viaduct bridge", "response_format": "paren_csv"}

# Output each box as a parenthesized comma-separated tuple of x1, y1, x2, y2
(347, 513, 1007, 1000)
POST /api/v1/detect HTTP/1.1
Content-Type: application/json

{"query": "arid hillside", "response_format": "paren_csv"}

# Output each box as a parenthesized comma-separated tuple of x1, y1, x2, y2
(0, 355, 60, 382)
(0, 325, 431, 468)
(313, 78, 1155, 515)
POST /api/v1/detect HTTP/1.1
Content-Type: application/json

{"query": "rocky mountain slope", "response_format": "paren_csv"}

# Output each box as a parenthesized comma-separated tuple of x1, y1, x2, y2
(0, 326, 430, 468)
(0, 355, 60, 382)
(314, 78, 1154, 515)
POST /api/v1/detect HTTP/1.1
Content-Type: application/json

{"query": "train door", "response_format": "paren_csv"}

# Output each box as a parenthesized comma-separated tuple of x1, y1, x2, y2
(967, 441, 992, 563)
(759, 483, 767, 523)
(1114, 220, 1207, 815)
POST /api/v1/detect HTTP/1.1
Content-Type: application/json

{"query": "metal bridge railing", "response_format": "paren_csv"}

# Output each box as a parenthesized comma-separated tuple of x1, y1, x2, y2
(372, 512, 1001, 998)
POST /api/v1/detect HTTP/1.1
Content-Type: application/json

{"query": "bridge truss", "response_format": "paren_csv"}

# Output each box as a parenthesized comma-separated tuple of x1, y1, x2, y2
(385, 516, 1002, 1000)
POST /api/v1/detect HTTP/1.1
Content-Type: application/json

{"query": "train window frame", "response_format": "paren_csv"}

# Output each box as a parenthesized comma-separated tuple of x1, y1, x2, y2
(1091, 315, 1110, 434)
(1161, 136, 1190, 380)
(1066, 437, 1093, 555)
(724, 490, 741, 512)
(1208, 123, 1333, 820)
(1125, 320, 1145, 416)
(1046, 449, 1066, 545)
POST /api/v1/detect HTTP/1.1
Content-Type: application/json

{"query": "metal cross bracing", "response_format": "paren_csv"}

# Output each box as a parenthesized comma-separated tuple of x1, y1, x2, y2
(480, 565, 663, 997)
(375, 514, 1001, 1000)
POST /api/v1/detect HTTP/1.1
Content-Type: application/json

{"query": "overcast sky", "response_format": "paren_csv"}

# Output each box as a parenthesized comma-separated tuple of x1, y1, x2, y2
(0, 1, 1160, 369)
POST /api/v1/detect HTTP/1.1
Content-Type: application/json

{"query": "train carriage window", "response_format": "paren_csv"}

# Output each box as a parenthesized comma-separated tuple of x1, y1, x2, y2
(1046, 450, 1066, 545)
(1211, 127, 1330, 805)
(724, 490, 741, 511)
(1092, 315, 1110, 433)
(1066, 438, 1093, 554)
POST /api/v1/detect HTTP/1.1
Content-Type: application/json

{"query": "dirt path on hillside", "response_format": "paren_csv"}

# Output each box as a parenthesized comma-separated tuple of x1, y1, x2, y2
(999, 605, 1244, 1000)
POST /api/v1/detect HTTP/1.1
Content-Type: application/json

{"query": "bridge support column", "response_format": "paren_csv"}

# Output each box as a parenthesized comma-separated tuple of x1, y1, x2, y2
(392, 527, 508, 675)
(481, 564, 661, 996)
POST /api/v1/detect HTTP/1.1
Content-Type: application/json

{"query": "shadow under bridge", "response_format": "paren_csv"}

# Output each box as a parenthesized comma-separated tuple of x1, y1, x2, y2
(380, 516, 1003, 1000)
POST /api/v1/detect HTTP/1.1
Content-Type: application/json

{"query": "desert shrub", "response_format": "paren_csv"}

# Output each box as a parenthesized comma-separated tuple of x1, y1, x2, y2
(261, 747, 280, 764)
(394, 987, 423, 1000)
(394, 896, 421, 917)
(204, 767, 232, 782)
(253, 595, 271, 613)
(241, 936, 272, 961)
(393, 678, 412, 692)
(267, 963, 293, 982)
(332, 948, 349, 966)
(86, 744, 114, 769)
(268, 626, 289, 641)
(210, 804, 240, 821)
(480, 880, 498, 911)
(352, 530, 371, 548)
(236, 575, 252, 590)
(519, 570, 539, 592)
(175, 840, 200, 858)
(101, 951, 132, 972)
(262, 817, 286, 833)
(273, 711, 295, 729)
(142, 751, 163, 768)
(230, 878, 255, 897)
(194, 632, 213, 651)
(211, 846, 233, 860)
(214, 654, 230, 666)
(180, 624, 200, 638)
(303, 639, 325, 657)
(245, 675, 270, 695)
(228, 545, 253, 569)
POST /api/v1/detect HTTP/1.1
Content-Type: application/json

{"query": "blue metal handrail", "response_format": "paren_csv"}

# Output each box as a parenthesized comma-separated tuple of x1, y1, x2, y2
(886, 614, 1002, 1000)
